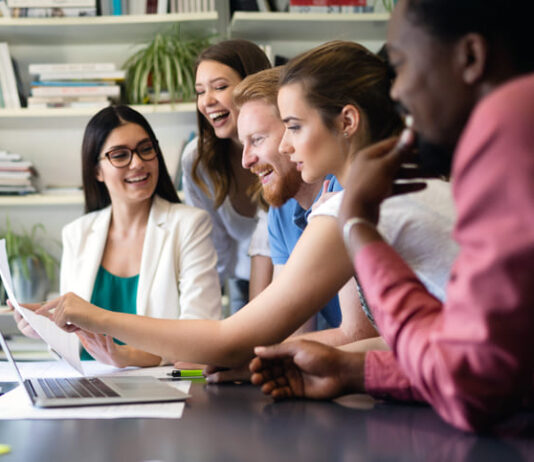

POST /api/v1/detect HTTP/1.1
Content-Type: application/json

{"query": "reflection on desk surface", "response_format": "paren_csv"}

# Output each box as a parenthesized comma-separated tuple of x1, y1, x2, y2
(1, 381, 533, 462)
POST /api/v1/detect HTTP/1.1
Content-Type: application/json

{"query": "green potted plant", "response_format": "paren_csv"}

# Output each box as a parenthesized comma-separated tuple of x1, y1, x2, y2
(123, 27, 212, 105)
(0, 219, 59, 304)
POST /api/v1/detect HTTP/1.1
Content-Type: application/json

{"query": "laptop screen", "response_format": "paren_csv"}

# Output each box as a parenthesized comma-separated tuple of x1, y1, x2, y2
(0, 329, 26, 387)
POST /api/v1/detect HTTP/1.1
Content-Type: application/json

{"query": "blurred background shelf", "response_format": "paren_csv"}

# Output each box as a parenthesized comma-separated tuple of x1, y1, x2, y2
(0, 6, 389, 296)
(0, 102, 196, 119)
(0, 13, 218, 45)
(230, 11, 389, 42)
(0, 190, 84, 206)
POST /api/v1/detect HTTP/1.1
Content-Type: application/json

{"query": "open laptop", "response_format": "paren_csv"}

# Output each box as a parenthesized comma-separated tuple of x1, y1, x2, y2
(0, 330, 189, 408)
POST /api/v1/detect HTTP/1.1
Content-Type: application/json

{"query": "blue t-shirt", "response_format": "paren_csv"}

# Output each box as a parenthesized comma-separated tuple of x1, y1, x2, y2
(267, 175, 343, 327)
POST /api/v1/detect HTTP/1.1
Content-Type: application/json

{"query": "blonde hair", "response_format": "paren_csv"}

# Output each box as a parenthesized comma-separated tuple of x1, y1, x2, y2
(233, 66, 282, 112)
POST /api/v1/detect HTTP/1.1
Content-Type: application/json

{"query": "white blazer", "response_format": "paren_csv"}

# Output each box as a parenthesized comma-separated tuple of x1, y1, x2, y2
(60, 195, 222, 321)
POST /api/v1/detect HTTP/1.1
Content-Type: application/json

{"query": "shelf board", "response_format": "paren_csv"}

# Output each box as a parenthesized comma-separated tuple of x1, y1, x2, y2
(0, 191, 84, 206)
(0, 102, 196, 119)
(230, 11, 389, 42)
(0, 12, 218, 45)
(0, 189, 183, 206)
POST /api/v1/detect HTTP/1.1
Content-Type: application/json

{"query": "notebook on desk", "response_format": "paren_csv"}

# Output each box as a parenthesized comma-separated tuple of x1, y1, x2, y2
(0, 330, 189, 408)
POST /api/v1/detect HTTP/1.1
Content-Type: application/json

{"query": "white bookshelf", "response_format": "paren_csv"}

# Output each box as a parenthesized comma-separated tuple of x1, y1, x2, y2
(0, 8, 389, 265)
(0, 11, 206, 193)
(0, 191, 84, 206)
(230, 12, 389, 42)
(0, 102, 196, 119)
(0, 13, 209, 266)
(0, 12, 218, 45)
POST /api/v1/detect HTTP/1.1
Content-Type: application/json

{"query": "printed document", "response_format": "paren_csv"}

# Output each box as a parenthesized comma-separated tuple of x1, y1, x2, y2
(0, 239, 83, 374)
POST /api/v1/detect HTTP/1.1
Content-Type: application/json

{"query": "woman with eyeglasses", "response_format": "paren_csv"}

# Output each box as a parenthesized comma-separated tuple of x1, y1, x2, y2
(14, 105, 221, 367)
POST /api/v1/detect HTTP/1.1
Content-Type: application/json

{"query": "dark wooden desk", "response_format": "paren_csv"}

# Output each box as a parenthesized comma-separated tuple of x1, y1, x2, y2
(0, 382, 533, 461)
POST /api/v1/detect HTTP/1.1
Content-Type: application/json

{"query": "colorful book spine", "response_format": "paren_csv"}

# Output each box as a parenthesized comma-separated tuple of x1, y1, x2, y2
(289, 0, 371, 12)
(111, 0, 121, 15)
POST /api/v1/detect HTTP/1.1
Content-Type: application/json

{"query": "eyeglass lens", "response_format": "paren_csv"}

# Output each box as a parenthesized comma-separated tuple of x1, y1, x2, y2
(106, 141, 157, 167)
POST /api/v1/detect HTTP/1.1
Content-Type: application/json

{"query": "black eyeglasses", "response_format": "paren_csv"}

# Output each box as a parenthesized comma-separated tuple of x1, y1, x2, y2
(100, 140, 158, 168)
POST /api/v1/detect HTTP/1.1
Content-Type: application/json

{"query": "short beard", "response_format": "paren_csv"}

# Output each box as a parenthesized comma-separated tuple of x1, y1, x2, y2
(416, 137, 455, 179)
(263, 167, 303, 208)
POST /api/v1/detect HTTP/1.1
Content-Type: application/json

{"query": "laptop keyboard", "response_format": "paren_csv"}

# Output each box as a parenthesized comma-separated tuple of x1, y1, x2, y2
(37, 377, 120, 399)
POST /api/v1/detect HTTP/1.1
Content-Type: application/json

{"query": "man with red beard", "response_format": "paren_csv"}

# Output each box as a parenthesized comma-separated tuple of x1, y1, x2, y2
(236, 67, 343, 331)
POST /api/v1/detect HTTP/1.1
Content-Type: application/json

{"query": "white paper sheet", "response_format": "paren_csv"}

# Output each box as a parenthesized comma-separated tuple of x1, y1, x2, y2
(0, 240, 83, 374)
(0, 362, 190, 419)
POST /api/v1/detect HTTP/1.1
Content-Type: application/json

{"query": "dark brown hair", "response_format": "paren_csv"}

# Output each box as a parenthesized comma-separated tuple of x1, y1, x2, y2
(280, 40, 403, 146)
(192, 39, 271, 208)
(81, 105, 179, 213)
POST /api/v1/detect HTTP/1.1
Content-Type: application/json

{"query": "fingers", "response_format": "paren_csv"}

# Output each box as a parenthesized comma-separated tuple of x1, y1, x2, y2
(396, 165, 435, 180)
(251, 343, 300, 386)
(391, 182, 427, 196)
(368, 131, 416, 164)
(77, 334, 91, 351)
(321, 179, 330, 195)
(205, 368, 249, 384)
(260, 374, 294, 400)
(254, 343, 297, 361)
(396, 127, 416, 151)
(204, 365, 235, 383)
(35, 298, 61, 324)
(364, 136, 399, 158)
(204, 364, 221, 375)
(18, 302, 43, 313)
(249, 356, 264, 374)
(64, 324, 80, 333)
(105, 334, 115, 351)
(35, 298, 58, 316)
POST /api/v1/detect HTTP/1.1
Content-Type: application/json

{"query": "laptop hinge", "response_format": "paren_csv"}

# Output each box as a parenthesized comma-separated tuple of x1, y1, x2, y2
(24, 380, 38, 399)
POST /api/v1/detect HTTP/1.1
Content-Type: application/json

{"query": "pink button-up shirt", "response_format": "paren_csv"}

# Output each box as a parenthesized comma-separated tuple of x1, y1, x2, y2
(359, 74, 534, 432)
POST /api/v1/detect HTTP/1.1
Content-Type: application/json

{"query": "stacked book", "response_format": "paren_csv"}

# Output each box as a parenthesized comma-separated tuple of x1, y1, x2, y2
(289, 0, 374, 13)
(28, 63, 124, 109)
(101, 0, 171, 15)
(0, 151, 37, 195)
(171, 0, 214, 13)
(6, 0, 96, 17)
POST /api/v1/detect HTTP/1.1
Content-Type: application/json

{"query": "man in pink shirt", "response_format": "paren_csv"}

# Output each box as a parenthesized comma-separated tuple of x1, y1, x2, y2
(250, 0, 534, 432)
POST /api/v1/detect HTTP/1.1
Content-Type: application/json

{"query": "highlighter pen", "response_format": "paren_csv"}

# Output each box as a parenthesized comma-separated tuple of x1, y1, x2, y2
(168, 369, 204, 378)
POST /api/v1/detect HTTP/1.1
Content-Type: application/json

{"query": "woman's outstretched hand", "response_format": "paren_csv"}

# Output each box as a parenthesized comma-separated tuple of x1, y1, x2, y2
(36, 292, 106, 334)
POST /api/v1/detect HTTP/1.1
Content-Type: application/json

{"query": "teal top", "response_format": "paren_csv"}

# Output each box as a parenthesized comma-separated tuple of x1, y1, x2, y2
(81, 266, 139, 361)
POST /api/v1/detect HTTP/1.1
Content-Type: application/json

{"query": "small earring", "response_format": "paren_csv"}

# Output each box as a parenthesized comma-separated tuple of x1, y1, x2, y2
(343, 132, 349, 138)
